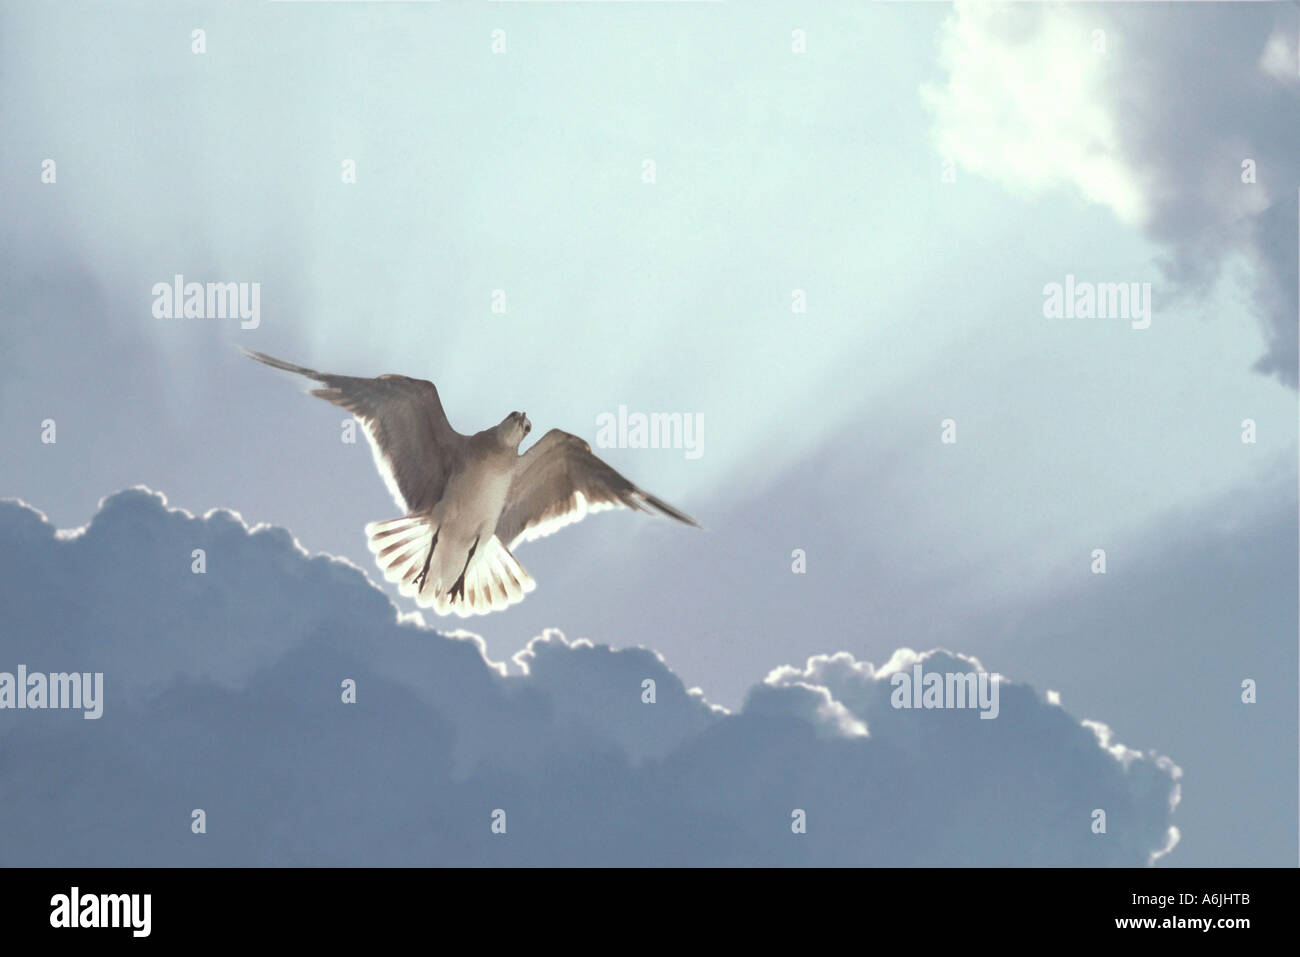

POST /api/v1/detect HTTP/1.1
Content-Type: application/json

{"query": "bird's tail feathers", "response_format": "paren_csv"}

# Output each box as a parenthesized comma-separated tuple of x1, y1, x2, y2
(439, 535, 535, 617)
(364, 517, 535, 617)
(365, 516, 435, 590)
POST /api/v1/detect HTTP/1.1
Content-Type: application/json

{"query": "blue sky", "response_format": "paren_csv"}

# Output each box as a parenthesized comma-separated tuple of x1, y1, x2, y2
(0, 1, 1295, 865)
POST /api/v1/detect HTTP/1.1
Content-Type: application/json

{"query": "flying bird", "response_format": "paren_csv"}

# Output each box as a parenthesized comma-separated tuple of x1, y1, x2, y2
(243, 349, 699, 616)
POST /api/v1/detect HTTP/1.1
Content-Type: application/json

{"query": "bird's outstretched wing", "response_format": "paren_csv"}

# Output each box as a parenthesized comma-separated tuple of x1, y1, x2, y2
(496, 429, 700, 550)
(243, 349, 464, 512)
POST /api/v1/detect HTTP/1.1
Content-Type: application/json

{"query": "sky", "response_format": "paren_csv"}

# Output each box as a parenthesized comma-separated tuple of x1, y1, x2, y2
(0, 0, 1295, 866)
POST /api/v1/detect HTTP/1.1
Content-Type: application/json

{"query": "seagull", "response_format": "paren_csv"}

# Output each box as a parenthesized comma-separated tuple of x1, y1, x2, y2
(243, 349, 700, 616)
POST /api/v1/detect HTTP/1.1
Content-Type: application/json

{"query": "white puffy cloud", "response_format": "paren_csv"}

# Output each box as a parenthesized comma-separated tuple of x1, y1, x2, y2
(1258, 27, 1299, 84)
(0, 488, 1180, 865)
(924, 3, 1150, 226)
(924, 1, 1299, 384)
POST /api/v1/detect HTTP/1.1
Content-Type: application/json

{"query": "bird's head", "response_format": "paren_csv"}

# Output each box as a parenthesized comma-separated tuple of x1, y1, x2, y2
(498, 410, 531, 449)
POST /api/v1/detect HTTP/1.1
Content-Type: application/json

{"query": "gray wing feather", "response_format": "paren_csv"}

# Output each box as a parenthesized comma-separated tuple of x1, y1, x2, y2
(496, 429, 699, 550)
(244, 349, 463, 512)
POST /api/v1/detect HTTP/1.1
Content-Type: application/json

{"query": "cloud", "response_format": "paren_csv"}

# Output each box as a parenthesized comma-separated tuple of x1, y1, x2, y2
(925, 1, 1299, 385)
(0, 488, 1179, 865)
(923, 3, 1150, 226)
